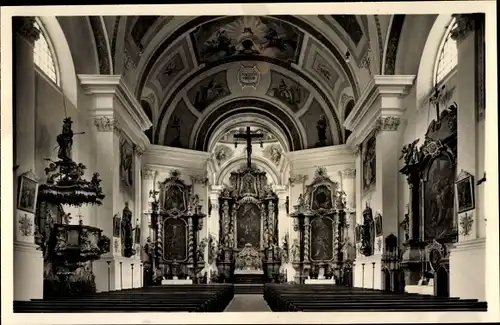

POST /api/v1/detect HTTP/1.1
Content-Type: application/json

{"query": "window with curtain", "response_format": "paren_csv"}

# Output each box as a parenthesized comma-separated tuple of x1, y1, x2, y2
(434, 17, 458, 85)
(33, 20, 59, 85)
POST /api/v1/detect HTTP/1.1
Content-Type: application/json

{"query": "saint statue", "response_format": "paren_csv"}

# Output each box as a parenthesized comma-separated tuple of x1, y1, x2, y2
(290, 238, 300, 263)
(316, 115, 328, 147)
(121, 202, 135, 257)
(56, 117, 74, 161)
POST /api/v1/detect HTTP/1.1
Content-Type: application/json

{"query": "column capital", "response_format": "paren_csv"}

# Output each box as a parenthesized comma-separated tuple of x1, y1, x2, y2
(450, 14, 481, 42)
(133, 143, 146, 157)
(141, 168, 157, 180)
(339, 168, 356, 179)
(13, 17, 40, 44)
(93, 116, 119, 132)
(373, 116, 402, 134)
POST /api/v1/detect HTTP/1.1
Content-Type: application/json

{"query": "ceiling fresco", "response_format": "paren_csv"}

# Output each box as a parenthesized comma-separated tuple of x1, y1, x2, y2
(266, 70, 310, 113)
(190, 16, 304, 65)
(98, 15, 401, 153)
(186, 70, 231, 113)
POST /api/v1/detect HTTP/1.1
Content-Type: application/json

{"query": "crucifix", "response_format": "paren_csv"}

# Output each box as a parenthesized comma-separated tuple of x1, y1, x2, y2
(430, 84, 446, 121)
(234, 126, 264, 169)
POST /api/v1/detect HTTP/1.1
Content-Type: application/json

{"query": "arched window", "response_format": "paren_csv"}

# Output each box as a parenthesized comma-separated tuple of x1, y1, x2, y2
(433, 17, 458, 85)
(33, 20, 59, 85)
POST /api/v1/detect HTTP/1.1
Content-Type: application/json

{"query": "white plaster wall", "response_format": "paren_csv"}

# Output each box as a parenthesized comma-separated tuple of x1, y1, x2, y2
(14, 243, 44, 301)
(449, 239, 486, 301)
(353, 254, 383, 290)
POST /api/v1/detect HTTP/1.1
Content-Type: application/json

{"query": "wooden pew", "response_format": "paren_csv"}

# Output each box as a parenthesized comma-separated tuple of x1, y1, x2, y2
(14, 284, 234, 313)
(263, 284, 487, 312)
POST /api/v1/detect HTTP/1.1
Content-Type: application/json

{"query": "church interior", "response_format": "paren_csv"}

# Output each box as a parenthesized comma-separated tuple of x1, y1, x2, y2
(9, 13, 493, 313)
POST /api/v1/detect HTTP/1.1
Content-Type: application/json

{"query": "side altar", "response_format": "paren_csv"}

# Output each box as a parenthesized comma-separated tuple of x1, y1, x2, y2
(143, 170, 206, 285)
(289, 167, 350, 284)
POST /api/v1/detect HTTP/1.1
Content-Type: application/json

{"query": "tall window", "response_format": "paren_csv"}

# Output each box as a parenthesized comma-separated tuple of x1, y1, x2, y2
(33, 20, 58, 85)
(433, 17, 458, 85)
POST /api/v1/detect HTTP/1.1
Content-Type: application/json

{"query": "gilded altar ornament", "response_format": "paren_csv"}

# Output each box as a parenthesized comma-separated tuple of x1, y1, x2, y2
(459, 213, 474, 237)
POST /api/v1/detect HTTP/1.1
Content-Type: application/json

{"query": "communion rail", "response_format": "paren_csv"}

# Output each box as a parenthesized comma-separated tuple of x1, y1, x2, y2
(264, 284, 487, 312)
(14, 284, 234, 313)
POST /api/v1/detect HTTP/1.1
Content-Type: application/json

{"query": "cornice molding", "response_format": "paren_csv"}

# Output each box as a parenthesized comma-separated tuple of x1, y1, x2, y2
(143, 144, 211, 171)
(344, 75, 415, 132)
(286, 144, 355, 171)
(78, 74, 152, 132)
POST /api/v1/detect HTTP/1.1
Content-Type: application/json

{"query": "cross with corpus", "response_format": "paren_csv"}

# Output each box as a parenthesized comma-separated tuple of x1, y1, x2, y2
(430, 84, 446, 121)
(234, 126, 264, 169)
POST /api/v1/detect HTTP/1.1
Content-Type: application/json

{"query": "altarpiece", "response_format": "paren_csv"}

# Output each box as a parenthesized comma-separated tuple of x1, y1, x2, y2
(216, 166, 280, 282)
(399, 102, 458, 297)
(289, 168, 349, 283)
(144, 170, 206, 284)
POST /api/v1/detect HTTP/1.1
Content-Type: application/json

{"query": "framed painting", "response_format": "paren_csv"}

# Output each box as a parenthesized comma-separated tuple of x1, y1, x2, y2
(455, 170, 475, 214)
(17, 172, 39, 214)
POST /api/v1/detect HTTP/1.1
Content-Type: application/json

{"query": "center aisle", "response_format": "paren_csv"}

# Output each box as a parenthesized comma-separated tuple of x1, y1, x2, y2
(224, 294, 272, 312)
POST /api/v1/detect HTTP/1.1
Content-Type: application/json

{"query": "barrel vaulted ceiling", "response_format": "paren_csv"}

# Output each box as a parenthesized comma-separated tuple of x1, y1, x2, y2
(86, 15, 410, 152)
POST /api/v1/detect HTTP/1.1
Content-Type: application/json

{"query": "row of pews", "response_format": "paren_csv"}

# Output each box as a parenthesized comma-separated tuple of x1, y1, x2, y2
(14, 284, 234, 313)
(264, 284, 488, 312)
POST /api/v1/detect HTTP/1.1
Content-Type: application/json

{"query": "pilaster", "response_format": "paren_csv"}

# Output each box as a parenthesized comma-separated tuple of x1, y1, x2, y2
(78, 74, 152, 291)
(13, 17, 44, 301)
(272, 184, 289, 245)
(346, 75, 415, 289)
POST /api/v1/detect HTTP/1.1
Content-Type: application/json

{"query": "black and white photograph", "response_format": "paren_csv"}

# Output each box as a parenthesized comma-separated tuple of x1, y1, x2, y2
(1, 2, 498, 324)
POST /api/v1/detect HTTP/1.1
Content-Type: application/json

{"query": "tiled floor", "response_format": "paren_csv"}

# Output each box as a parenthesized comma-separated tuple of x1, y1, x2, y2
(224, 294, 271, 312)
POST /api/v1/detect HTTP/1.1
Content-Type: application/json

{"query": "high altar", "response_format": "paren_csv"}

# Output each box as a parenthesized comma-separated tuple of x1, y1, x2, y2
(216, 165, 280, 282)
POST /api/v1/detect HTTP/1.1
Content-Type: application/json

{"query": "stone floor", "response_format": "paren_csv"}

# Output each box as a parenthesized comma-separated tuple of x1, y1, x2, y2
(224, 294, 271, 312)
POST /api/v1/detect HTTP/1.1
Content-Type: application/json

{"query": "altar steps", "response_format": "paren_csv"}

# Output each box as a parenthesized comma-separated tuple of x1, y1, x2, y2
(234, 284, 264, 294)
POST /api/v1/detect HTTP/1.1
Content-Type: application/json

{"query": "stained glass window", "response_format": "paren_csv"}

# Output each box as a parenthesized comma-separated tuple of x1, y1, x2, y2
(33, 21, 58, 85)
